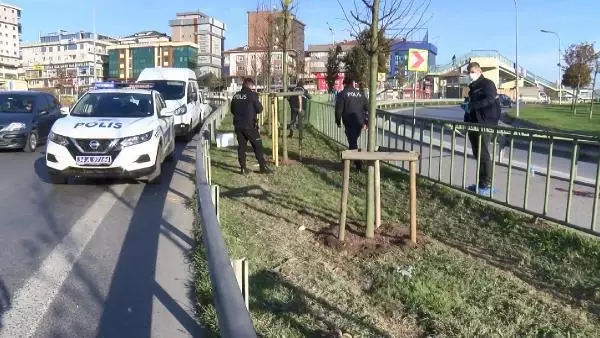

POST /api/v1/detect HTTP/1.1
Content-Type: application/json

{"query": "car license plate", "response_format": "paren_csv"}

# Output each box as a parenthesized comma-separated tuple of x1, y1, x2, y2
(75, 156, 112, 166)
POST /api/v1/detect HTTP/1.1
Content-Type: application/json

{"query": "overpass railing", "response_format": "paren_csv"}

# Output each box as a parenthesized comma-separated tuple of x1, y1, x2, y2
(196, 97, 257, 338)
(308, 100, 600, 236)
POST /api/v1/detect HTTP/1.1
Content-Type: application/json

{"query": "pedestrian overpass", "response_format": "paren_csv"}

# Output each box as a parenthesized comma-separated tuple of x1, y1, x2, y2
(429, 50, 573, 98)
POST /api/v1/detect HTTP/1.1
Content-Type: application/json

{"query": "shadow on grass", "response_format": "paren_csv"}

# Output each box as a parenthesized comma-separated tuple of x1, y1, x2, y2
(250, 269, 392, 337)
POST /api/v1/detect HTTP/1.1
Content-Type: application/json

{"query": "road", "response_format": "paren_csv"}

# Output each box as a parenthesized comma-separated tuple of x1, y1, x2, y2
(0, 139, 203, 336)
(320, 105, 600, 232)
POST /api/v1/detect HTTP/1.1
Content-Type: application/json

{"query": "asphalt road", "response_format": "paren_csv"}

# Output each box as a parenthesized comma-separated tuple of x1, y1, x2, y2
(0, 138, 203, 337)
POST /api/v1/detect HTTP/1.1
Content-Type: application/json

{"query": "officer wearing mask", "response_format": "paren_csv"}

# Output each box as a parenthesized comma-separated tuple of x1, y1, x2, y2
(464, 62, 501, 196)
(286, 80, 312, 137)
(231, 77, 273, 175)
(335, 75, 369, 170)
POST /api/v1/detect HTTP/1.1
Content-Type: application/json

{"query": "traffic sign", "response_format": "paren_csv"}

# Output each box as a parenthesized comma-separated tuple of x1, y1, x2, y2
(408, 48, 428, 72)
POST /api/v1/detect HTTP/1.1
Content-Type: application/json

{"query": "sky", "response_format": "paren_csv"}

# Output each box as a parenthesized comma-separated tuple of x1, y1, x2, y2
(15, 0, 600, 83)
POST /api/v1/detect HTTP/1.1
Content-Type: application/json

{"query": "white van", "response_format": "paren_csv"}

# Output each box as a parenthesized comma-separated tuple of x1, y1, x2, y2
(137, 68, 206, 141)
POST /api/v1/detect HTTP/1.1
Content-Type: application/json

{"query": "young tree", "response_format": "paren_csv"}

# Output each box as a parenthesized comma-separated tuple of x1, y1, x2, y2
(337, 0, 430, 238)
(562, 42, 598, 114)
(325, 45, 343, 93)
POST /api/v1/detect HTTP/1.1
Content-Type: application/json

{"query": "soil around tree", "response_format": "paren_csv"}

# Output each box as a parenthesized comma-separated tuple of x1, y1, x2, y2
(314, 222, 426, 257)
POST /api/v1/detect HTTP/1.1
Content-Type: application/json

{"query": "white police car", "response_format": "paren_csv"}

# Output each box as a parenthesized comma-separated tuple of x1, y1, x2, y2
(45, 86, 175, 184)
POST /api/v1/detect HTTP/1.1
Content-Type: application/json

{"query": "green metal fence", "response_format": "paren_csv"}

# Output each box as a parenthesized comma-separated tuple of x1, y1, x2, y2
(308, 100, 600, 236)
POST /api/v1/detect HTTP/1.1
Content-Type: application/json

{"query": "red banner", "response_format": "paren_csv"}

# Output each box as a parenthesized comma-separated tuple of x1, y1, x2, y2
(314, 72, 345, 92)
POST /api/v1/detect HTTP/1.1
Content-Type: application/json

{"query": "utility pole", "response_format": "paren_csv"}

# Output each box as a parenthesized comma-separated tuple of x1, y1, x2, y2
(590, 61, 599, 119)
(513, 0, 520, 117)
(541, 29, 562, 104)
(92, 7, 97, 84)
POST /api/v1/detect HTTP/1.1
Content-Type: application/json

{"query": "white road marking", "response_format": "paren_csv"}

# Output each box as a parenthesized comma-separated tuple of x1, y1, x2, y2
(0, 184, 129, 338)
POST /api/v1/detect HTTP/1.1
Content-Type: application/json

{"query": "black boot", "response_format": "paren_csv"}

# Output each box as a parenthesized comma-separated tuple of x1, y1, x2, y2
(240, 167, 249, 175)
(259, 166, 273, 174)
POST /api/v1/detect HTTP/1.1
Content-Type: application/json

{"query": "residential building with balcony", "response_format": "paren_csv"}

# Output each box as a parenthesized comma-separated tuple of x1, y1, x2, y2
(306, 41, 356, 91)
(224, 45, 297, 87)
(0, 2, 22, 79)
(247, 10, 305, 63)
(21, 30, 118, 92)
(107, 40, 198, 81)
(170, 11, 225, 77)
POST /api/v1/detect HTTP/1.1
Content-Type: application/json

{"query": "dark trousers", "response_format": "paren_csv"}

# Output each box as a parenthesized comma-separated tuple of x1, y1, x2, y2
(290, 108, 301, 130)
(345, 124, 363, 169)
(235, 127, 267, 169)
(468, 131, 492, 187)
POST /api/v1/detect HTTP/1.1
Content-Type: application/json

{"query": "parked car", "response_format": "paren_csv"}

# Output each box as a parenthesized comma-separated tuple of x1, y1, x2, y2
(0, 91, 63, 152)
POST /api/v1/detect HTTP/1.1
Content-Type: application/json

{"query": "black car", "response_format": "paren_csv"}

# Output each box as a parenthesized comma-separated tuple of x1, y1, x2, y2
(0, 91, 63, 152)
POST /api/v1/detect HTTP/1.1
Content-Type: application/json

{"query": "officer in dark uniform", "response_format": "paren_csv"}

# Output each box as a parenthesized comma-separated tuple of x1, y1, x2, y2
(286, 80, 312, 137)
(230, 78, 273, 175)
(464, 62, 501, 195)
(335, 75, 369, 170)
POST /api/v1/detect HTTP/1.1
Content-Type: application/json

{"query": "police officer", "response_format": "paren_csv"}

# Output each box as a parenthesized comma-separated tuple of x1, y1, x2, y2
(231, 78, 273, 175)
(464, 62, 501, 195)
(335, 75, 369, 170)
(286, 80, 312, 137)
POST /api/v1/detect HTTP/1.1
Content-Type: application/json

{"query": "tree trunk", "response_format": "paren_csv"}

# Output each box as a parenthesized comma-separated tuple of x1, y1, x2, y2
(590, 69, 598, 119)
(574, 80, 581, 115)
(365, 0, 380, 239)
(281, 2, 290, 163)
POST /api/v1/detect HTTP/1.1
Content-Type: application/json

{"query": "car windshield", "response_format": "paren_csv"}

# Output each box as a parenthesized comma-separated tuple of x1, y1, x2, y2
(137, 80, 185, 100)
(0, 93, 36, 113)
(70, 92, 154, 118)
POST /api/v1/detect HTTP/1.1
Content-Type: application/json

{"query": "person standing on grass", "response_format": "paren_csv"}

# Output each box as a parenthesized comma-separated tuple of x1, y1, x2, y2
(335, 75, 369, 171)
(230, 77, 273, 175)
(287, 80, 312, 137)
(464, 62, 501, 196)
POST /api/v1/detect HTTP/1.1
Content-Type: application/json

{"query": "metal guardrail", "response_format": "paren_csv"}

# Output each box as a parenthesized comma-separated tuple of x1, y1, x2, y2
(308, 101, 600, 236)
(195, 97, 258, 338)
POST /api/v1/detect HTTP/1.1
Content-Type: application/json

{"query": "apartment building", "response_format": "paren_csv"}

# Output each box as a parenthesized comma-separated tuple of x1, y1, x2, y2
(306, 41, 356, 91)
(0, 3, 22, 79)
(247, 10, 305, 57)
(224, 45, 297, 86)
(170, 11, 225, 77)
(107, 39, 198, 81)
(21, 31, 118, 91)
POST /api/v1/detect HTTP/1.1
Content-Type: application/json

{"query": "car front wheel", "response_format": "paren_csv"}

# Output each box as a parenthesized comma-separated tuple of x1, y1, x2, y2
(23, 130, 38, 153)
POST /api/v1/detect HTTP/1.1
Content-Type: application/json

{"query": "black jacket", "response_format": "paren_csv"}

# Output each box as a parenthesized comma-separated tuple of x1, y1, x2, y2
(287, 86, 312, 111)
(335, 86, 369, 128)
(230, 87, 263, 129)
(466, 76, 500, 125)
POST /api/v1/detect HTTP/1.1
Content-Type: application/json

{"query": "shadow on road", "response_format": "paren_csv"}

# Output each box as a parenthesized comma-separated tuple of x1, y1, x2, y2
(94, 141, 205, 337)
(0, 278, 10, 331)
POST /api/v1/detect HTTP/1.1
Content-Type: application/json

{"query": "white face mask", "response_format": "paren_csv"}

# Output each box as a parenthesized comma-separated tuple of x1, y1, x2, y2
(469, 72, 481, 82)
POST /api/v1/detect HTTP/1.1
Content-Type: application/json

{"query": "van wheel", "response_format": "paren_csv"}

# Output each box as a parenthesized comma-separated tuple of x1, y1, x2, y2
(184, 125, 194, 142)
(23, 130, 38, 153)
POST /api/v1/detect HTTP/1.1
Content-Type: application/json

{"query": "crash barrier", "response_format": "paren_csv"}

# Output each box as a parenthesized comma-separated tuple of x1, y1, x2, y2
(196, 98, 258, 338)
(309, 100, 600, 236)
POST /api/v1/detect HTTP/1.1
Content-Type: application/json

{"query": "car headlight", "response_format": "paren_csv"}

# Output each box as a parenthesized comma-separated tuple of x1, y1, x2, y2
(1, 122, 27, 132)
(48, 131, 69, 146)
(120, 131, 154, 147)
(173, 104, 187, 116)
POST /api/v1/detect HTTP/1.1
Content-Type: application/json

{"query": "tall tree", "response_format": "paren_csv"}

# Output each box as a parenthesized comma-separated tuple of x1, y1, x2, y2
(280, 0, 296, 163)
(343, 45, 369, 93)
(562, 42, 598, 114)
(337, 0, 430, 238)
(325, 45, 343, 93)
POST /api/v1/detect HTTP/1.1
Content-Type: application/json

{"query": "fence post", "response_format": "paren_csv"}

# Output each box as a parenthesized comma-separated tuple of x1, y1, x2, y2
(230, 258, 250, 310)
(211, 184, 220, 222)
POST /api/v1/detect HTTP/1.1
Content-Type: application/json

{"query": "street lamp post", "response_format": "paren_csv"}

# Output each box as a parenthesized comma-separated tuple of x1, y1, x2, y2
(326, 22, 335, 46)
(513, 0, 520, 117)
(541, 29, 562, 105)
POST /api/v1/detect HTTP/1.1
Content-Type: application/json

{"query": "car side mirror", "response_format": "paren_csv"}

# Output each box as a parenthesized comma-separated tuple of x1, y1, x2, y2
(159, 108, 173, 117)
(60, 107, 70, 115)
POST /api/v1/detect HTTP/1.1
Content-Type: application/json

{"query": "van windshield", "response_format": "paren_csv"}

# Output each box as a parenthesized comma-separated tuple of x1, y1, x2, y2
(137, 80, 185, 100)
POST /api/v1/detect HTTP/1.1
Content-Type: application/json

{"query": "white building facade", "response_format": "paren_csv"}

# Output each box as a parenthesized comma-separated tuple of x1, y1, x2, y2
(21, 31, 118, 91)
(0, 2, 22, 79)
(224, 46, 297, 86)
